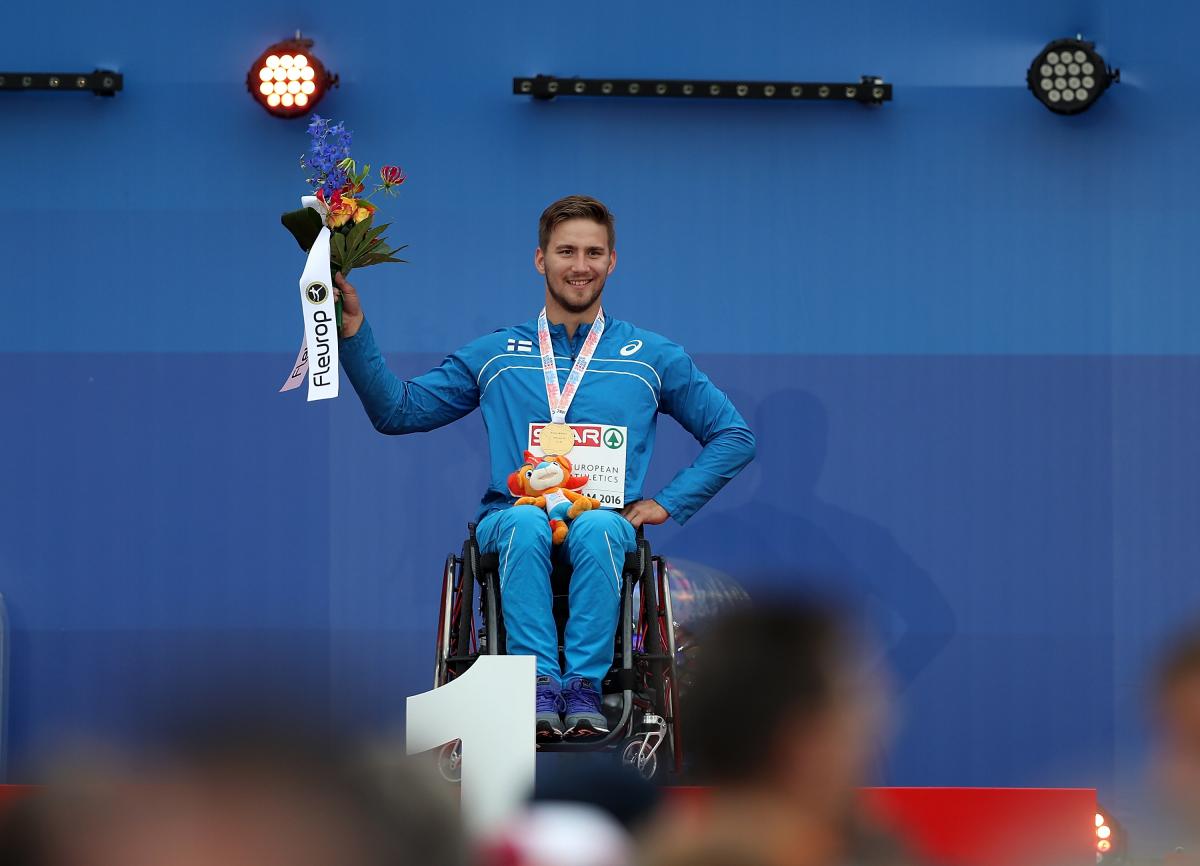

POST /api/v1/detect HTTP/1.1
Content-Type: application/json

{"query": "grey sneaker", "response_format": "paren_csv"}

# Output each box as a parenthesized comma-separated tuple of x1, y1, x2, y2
(563, 677, 609, 737)
(536, 676, 564, 741)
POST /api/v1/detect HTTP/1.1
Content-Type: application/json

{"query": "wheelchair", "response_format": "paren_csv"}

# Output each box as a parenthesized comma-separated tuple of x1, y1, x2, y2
(433, 520, 682, 781)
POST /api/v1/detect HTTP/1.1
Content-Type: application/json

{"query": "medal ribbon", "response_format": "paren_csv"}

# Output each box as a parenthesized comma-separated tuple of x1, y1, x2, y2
(536, 307, 605, 423)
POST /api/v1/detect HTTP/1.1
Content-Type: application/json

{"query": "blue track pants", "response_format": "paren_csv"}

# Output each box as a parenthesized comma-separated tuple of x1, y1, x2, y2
(476, 505, 637, 687)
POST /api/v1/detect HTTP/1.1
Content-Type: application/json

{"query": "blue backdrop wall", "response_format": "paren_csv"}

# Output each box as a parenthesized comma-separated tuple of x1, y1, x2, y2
(4, 0, 1199, 829)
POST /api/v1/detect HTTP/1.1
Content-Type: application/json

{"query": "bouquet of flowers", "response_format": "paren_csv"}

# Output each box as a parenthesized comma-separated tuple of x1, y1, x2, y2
(281, 115, 407, 328)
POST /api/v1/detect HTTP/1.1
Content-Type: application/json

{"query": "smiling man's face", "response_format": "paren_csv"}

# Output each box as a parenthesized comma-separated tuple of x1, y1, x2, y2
(535, 218, 616, 315)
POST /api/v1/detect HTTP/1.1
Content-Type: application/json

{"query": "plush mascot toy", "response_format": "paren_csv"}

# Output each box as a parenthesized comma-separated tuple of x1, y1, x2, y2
(508, 450, 602, 544)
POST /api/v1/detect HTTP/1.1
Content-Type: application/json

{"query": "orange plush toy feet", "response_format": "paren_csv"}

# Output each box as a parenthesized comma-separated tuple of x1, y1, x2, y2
(507, 451, 602, 544)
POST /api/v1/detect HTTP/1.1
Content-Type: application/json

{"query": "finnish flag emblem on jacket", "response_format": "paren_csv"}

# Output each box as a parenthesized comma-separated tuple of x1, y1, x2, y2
(506, 338, 533, 353)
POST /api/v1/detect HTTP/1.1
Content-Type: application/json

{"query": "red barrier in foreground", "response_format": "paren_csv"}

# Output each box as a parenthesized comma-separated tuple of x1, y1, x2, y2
(0, 786, 31, 808)
(669, 787, 1097, 866)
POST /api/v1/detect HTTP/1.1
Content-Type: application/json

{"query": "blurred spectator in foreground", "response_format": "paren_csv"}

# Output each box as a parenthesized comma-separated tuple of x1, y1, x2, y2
(480, 801, 632, 866)
(478, 758, 659, 866)
(0, 714, 466, 866)
(640, 598, 921, 866)
(1154, 627, 1200, 860)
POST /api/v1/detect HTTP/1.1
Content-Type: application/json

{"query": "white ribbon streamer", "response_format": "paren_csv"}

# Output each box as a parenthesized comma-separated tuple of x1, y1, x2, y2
(298, 225, 339, 401)
(280, 196, 339, 400)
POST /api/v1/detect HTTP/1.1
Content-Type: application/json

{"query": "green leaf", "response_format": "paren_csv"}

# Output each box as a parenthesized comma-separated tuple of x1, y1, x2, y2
(331, 231, 347, 265)
(280, 208, 324, 253)
(364, 222, 390, 245)
(345, 217, 370, 258)
(360, 253, 406, 266)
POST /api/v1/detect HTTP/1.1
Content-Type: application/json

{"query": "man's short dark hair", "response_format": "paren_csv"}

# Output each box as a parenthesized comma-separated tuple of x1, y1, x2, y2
(538, 195, 616, 251)
(687, 599, 851, 784)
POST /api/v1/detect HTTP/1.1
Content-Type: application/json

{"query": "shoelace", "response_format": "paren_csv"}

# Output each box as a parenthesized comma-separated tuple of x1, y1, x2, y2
(562, 683, 599, 714)
(536, 686, 566, 713)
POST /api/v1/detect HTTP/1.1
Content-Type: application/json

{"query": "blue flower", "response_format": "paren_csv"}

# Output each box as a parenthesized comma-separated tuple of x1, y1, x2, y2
(302, 116, 354, 194)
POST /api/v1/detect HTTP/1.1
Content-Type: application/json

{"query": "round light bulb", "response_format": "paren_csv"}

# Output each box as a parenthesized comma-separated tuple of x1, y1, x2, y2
(281, 93, 294, 107)
(258, 67, 273, 82)
(1062, 89, 1075, 101)
(293, 54, 307, 67)
(265, 55, 279, 68)
(286, 67, 300, 81)
(301, 80, 315, 94)
(259, 82, 273, 95)
(1047, 51, 1059, 64)
(1095, 814, 1104, 828)
(287, 80, 301, 94)
(267, 93, 281, 106)
(273, 68, 286, 81)
(274, 81, 286, 94)
(295, 93, 309, 106)
(1097, 826, 1111, 840)
(301, 66, 315, 81)
(280, 54, 293, 68)
(1074, 50, 1087, 63)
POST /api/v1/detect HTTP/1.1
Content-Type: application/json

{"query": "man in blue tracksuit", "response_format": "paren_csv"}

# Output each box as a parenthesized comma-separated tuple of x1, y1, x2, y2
(335, 195, 755, 740)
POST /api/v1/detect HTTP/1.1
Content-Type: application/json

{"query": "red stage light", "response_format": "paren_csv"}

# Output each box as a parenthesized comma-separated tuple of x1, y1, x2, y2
(246, 36, 338, 118)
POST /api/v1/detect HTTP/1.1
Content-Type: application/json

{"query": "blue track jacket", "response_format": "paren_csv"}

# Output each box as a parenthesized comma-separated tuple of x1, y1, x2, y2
(339, 312, 756, 524)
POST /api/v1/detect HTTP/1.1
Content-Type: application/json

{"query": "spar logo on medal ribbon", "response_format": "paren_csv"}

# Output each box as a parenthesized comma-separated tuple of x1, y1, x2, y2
(304, 282, 329, 304)
(603, 428, 625, 449)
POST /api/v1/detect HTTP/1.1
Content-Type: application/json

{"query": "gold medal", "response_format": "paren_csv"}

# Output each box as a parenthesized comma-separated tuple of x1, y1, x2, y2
(540, 422, 574, 456)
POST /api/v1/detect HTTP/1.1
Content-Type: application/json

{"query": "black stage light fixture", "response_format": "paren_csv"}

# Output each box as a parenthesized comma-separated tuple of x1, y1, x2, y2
(513, 75, 892, 106)
(1027, 37, 1118, 115)
(0, 70, 122, 96)
(247, 34, 338, 118)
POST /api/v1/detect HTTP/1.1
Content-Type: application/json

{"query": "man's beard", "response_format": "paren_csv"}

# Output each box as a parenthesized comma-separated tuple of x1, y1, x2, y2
(546, 275, 604, 314)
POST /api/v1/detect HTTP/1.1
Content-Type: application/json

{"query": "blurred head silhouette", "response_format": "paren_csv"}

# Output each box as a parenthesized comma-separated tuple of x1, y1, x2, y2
(0, 712, 465, 866)
(642, 598, 891, 866)
(1154, 626, 1200, 834)
(688, 598, 882, 815)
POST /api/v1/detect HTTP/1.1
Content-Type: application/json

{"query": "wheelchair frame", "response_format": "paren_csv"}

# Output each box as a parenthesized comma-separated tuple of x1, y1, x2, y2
(434, 522, 683, 779)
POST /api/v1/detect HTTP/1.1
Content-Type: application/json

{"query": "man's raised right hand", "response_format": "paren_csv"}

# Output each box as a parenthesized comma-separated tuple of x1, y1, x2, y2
(334, 272, 364, 338)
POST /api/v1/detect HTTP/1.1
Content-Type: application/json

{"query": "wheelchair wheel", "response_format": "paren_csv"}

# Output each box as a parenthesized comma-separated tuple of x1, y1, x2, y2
(656, 556, 685, 775)
(437, 740, 462, 784)
(434, 554, 456, 688)
(435, 544, 480, 688)
(637, 554, 683, 777)
(619, 736, 660, 781)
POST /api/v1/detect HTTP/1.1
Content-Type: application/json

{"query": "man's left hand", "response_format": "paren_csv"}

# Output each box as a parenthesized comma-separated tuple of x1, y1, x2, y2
(622, 499, 670, 528)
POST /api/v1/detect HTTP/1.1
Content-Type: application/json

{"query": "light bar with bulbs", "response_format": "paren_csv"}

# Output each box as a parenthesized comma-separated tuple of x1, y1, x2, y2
(247, 36, 338, 118)
(0, 70, 122, 96)
(513, 74, 892, 105)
